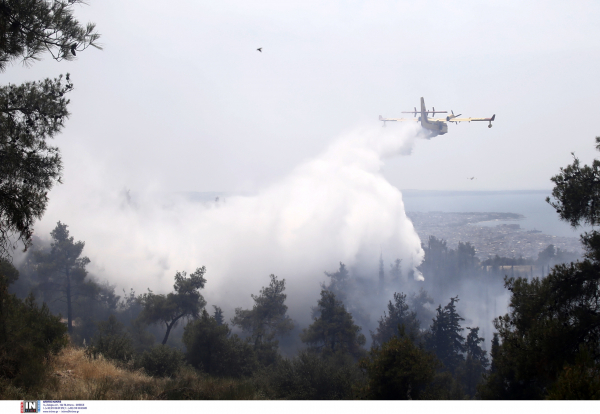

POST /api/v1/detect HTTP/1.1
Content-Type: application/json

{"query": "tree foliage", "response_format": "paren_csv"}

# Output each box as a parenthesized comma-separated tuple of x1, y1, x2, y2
(33, 221, 91, 334)
(546, 137, 600, 228)
(425, 296, 465, 374)
(371, 292, 420, 347)
(359, 327, 439, 400)
(301, 289, 366, 358)
(389, 258, 402, 283)
(322, 262, 350, 302)
(1, 1, 100, 258)
(480, 137, 600, 399)
(136, 344, 184, 378)
(0, 0, 101, 70)
(320, 262, 370, 331)
(480, 266, 600, 399)
(231, 274, 293, 365)
(460, 327, 488, 397)
(418, 236, 481, 296)
(0, 263, 67, 388)
(408, 288, 435, 328)
(138, 267, 207, 345)
(86, 314, 134, 363)
(546, 345, 600, 399)
(0, 76, 72, 257)
(264, 350, 363, 400)
(0, 256, 18, 285)
(212, 305, 224, 326)
(183, 309, 257, 378)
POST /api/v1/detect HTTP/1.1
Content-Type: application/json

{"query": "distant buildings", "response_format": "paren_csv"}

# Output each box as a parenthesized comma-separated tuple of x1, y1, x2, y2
(407, 211, 582, 260)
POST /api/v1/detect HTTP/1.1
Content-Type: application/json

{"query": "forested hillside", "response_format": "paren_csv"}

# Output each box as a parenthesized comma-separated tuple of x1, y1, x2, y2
(2, 1, 600, 400)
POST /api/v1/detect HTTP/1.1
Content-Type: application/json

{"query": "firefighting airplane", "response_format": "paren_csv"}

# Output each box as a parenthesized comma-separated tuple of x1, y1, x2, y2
(379, 97, 495, 137)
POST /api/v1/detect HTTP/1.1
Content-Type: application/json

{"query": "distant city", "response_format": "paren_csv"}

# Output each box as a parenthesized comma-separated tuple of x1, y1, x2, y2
(406, 211, 583, 260)
(177, 191, 585, 260)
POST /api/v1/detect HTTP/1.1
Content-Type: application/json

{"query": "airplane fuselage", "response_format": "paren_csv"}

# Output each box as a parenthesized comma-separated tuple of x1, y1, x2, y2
(419, 116, 448, 137)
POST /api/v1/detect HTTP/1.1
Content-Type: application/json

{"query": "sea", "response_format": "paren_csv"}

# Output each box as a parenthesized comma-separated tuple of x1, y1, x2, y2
(177, 189, 589, 239)
(400, 189, 590, 239)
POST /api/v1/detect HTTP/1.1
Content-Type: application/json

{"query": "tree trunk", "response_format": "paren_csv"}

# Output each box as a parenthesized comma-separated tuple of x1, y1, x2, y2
(162, 321, 173, 345)
(162, 313, 186, 345)
(66, 266, 72, 334)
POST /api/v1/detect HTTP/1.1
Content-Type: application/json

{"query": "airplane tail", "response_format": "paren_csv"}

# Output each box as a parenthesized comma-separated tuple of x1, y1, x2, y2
(420, 97, 427, 125)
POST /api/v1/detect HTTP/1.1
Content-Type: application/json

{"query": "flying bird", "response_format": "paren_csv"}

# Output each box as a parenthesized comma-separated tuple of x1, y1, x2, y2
(468, 177, 476, 180)
(257, 47, 262, 52)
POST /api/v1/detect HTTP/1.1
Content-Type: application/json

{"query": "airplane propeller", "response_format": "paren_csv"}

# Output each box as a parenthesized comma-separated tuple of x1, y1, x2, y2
(447, 110, 462, 123)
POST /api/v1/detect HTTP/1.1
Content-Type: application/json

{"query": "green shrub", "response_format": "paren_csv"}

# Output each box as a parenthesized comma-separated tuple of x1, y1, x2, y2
(357, 330, 463, 399)
(546, 346, 600, 399)
(86, 315, 134, 363)
(0, 283, 68, 389)
(183, 310, 257, 378)
(262, 350, 364, 399)
(136, 345, 184, 378)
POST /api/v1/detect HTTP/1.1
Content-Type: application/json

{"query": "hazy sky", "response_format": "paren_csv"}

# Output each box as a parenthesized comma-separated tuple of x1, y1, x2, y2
(5, 0, 600, 194)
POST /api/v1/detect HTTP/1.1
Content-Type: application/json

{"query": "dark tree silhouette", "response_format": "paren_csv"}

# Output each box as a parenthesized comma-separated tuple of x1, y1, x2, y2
(34, 221, 90, 334)
(371, 292, 420, 347)
(138, 267, 207, 345)
(0, 0, 101, 70)
(1, 1, 101, 258)
(301, 289, 365, 358)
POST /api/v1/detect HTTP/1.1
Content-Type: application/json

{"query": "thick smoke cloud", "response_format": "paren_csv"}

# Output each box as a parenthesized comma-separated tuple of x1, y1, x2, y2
(33, 124, 425, 324)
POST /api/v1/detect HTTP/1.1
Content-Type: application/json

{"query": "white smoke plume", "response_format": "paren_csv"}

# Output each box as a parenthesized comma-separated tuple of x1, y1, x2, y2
(33, 123, 425, 324)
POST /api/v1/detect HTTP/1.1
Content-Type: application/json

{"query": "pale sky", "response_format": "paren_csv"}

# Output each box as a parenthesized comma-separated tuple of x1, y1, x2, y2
(4, 0, 600, 194)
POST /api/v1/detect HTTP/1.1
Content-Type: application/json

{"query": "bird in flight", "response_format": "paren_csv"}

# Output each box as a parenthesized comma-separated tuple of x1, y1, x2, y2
(257, 47, 262, 52)
(467, 177, 476, 180)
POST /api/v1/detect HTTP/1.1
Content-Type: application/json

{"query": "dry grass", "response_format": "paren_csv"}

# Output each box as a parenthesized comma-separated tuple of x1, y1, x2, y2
(1, 346, 266, 400)
(49, 347, 158, 399)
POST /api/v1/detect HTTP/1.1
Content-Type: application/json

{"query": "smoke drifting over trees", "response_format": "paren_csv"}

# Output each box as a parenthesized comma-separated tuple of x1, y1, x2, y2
(3, 120, 593, 399)
(27, 124, 427, 326)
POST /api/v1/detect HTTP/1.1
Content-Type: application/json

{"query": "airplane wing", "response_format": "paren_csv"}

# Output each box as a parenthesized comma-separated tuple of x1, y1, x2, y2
(379, 116, 418, 122)
(447, 115, 496, 123)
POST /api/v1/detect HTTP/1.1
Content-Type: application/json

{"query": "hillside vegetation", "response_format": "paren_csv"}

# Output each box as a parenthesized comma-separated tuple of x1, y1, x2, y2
(0, 345, 264, 400)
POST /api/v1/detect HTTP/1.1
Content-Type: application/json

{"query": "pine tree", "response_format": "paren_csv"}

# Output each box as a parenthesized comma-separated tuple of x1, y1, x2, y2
(461, 327, 489, 397)
(231, 274, 293, 365)
(0, 0, 101, 70)
(371, 292, 420, 347)
(389, 259, 402, 283)
(0, 1, 101, 258)
(212, 305, 224, 326)
(425, 296, 465, 374)
(409, 288, 435, 328)
(183, 309, 257, 378)
(33, 221, 91, 334)
(322, 262, 350, 303)
(479, 139, 600, 399)
(138, 267, 207, 345)
(301, 289, 366, 358)
(359, 327, 439, 400)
